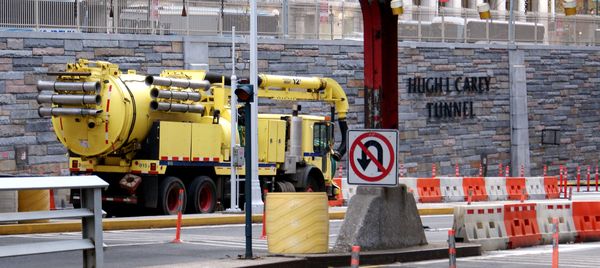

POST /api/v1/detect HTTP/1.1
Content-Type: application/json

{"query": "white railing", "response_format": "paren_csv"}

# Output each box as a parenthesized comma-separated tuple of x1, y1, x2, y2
(0, 175, 107, 268)
(1, 0, 599, 46)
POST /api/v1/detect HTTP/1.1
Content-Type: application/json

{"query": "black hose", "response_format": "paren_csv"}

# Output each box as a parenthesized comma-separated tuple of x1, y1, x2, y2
(332, 119, 348, 161)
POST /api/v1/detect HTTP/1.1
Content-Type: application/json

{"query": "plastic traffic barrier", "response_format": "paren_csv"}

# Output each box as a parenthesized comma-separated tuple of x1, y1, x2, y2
(572, 201, 600, 242)
(453, 204, 508, 251)
(506, 177, 527, 201)
(341, 177, 357, 205)
(504, 203, 542, 249)
(401, 177, 419, 204)
(462, 177, 488, 202)
(544, 176, 560, 199)
(328, 178, 344, 207)
(439, 177, 464, 202)
(536, 200, 577, 244)
(526, 177, 546, 200)
(484, 177, 508, 201)
(416, 178, 442, 203)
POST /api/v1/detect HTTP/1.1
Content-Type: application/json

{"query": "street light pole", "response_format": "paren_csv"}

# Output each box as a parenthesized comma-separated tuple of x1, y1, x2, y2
(508, 0, 515, 44)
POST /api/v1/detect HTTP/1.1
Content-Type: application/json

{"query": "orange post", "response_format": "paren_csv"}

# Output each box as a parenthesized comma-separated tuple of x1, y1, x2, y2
(505, 165, 510, 177)
(520, 164, 524, 177)
(478, 164, 483, 177)
(49, 189, 56, 210)
(261, 189, 268, 239)
(543, 165, 547, 176)
(448, 229, 457, 268)
(587, 166, 591, 192)
(455, 163, 459, 177)
(432, 163, 437, 177)
(399, 162, 405, 177)
(171, 189, 184, 244)
(596, 165, 598, 192)
(577, 166, 581, 192)
(498, 163, 503, 177)
(350, 245, 360, 268)
(552, 217, 559, 268)
(467, 189, 473, 205)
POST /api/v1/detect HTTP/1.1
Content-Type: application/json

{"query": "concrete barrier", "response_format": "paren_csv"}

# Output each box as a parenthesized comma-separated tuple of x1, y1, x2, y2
(536, 200, 577, 244)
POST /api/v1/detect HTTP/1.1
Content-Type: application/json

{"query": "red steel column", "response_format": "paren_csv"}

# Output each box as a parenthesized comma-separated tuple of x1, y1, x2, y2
(359, 0, 398, 129)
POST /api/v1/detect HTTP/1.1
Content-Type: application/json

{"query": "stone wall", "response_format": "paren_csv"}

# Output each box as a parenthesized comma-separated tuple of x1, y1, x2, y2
(0, 32, 599, 178)
(526, 49, 600, 172)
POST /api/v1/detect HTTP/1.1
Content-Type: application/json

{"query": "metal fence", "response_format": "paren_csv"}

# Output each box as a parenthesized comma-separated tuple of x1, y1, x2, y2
(1, 0, 599, 45)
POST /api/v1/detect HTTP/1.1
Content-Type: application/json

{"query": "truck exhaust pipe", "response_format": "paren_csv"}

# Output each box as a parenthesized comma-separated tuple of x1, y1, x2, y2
(145, 76, 210, 90)
(37, 94, 101, 105)
(38, 107, 102, 117)
(37, 80, 100, 93)
(150, 88, 201, 102)
(150, 101, 205, 114)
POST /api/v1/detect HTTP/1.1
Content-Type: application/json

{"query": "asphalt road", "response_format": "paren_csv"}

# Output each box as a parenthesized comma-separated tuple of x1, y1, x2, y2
(0, 215, 450, 268)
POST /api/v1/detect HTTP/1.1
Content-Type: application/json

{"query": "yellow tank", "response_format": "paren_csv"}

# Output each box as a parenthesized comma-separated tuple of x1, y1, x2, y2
(39, 59, 214, 159)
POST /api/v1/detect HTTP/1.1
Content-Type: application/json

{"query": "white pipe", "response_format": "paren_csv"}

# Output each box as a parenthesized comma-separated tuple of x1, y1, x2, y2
(250, 0, 264, 213)
(229, 26, 240, 212)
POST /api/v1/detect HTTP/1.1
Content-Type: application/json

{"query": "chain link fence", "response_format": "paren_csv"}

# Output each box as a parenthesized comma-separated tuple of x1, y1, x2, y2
(1, 0, 598, 45)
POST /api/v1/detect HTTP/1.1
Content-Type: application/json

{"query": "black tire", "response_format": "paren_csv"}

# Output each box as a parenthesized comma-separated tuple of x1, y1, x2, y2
(158, 176, 186, 215)
(305, 176, 324, 192)
(187, 176, 217, 214)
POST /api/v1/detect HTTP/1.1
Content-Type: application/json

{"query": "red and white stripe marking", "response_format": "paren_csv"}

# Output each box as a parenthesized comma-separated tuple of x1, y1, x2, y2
(104, 85, 112, 145)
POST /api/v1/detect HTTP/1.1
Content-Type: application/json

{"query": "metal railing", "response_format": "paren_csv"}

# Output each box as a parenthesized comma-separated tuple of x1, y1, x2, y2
(1, 0, 599, 46)
(0, 175, 107, 268)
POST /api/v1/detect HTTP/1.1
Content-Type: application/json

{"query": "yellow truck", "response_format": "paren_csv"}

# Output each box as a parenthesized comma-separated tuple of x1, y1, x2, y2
(37, 59, 349, 215)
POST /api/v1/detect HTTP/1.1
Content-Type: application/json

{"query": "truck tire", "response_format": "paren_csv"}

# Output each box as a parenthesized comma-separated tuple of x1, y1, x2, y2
(158, 176, 186, 215)
(187, 176, 217, 214)
(305, 176, 324, 192)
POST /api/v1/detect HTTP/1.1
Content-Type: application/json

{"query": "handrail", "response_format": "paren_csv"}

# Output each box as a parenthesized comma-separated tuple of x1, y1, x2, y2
(0, 176, 108, 268)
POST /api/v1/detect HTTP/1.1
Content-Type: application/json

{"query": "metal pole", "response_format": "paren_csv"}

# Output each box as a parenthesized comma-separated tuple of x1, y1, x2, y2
(509, 0, 515, 43)
(244, 102, 253, 259)
(249, 0, 263, 223)
(283, 0, 289, 37)
(229, 26, 240, 212)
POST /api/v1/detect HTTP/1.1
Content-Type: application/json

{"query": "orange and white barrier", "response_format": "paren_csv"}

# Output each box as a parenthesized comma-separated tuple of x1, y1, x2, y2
(454, 200, 600, 251)
(336, 176, 563, 206)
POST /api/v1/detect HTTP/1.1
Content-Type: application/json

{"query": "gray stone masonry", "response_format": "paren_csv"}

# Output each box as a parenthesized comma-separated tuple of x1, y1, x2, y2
(0, 33, 598, 177)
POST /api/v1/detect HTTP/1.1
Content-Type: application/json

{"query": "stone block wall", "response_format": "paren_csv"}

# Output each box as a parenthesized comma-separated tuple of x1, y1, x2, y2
(0, 32, 599, 178)
(526, 49, 600, 173)
(0, 34, 184, 176)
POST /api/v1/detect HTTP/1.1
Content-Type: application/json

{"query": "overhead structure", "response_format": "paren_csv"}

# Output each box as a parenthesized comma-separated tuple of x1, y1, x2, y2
(359, 0, 398, 129)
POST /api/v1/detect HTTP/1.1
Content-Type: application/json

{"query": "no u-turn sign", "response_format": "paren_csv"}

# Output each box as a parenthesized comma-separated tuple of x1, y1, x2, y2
(347, 129, 399, 186)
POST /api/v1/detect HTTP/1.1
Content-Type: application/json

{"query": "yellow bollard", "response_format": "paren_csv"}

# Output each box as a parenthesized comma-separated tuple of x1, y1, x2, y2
(391, 0, 404, 16)
(564, 0, 576, 16)
(266, 192, 329, 254)
(477, 3, 491, 19)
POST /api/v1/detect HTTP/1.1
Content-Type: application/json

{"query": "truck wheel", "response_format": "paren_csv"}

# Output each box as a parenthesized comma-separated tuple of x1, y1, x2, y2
(158, 176, 186, 215)
(188, 176, 217, 213)
(305, 176, 324, 192)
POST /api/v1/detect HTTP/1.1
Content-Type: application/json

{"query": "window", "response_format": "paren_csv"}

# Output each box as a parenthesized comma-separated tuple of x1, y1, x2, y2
(313, 122, 333, 155)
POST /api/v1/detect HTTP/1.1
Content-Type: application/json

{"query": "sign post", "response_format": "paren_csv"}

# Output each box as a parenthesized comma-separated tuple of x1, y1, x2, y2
(347, 129, 399, 186)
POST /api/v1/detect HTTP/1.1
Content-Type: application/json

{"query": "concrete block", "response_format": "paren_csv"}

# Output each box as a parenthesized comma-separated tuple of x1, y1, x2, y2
(42, 56, 76, 64)
(23, 39, 63, 48)
(83, 40, 118, 48)
(64, 40, 83, 51)
(333, 185, 427, 252)
(0, 50, 32, 57)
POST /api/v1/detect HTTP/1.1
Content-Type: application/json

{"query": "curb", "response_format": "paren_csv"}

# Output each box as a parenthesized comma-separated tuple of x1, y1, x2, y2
(0, 207, 452, 235)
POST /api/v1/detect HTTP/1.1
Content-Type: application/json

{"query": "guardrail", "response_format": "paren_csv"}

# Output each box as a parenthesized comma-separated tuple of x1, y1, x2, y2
(0, 176, 108, 268)
(1, 0, 598, 46)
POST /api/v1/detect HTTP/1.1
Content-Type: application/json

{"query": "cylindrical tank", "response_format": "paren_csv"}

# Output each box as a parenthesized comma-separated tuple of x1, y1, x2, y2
(265, 192, 329, 253)
(46, 61, 213, 158)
